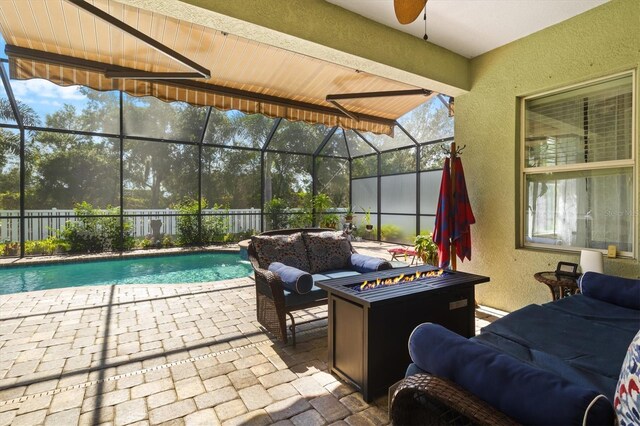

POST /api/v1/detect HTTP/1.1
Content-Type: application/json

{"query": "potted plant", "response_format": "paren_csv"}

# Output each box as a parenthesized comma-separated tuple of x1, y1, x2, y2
(361, 207, 373, 231)
(414, 233, 438, 266)
(320, 213, 340, 229)
(344, 206, 354, 223)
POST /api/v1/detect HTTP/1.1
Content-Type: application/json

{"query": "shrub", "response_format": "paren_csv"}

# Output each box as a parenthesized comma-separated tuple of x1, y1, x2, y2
(162, 235, 174, 248)
(264, 198, 289, 230)
(175, 198, 200, 245)
(60, 202, 134, 253)
(174, 198, 229, 245)
(1, 241, 19, 256)
(202, 213, 227, 244)
(380, 224, 404, 242)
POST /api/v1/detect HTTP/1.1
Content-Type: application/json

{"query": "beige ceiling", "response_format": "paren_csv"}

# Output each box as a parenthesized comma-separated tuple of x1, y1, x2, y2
(0, 0, 438, 134)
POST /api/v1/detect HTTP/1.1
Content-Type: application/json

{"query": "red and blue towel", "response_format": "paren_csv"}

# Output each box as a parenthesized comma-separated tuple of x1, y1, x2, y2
(433, 157, 475, 268)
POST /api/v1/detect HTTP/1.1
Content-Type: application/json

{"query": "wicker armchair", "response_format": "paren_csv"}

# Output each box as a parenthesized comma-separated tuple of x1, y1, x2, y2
(248, 228, 354, 345)
(390, 373, 519, 426)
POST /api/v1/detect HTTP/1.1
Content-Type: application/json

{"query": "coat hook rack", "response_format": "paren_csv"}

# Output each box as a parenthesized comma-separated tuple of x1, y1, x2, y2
(441, 143, 466, 157)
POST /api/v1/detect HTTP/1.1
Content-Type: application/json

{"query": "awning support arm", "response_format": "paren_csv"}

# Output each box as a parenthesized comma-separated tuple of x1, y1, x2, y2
(65, 0, 211, 79)
(328, 100, 360, 122)
(326, 88, 432, 101)
(326, 88, 433, 123)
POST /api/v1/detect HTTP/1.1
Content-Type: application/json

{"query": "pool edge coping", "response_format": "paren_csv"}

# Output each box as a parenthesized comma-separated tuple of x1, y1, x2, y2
(0, 245, 241, 269)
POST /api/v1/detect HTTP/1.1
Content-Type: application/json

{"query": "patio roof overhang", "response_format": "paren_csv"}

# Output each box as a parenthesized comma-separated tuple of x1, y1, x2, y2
(0, 0, 439, 135)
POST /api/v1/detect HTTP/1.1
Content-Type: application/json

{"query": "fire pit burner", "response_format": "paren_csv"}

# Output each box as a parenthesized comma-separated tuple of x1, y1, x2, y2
(353, 269, 446, 291)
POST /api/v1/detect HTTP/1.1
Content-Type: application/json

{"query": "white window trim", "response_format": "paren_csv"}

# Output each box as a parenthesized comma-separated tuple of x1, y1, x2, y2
(519, 70, 637, 259)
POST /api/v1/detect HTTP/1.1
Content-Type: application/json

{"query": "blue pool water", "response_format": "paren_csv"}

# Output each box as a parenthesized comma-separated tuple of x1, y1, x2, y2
(0, 252, 253, 295)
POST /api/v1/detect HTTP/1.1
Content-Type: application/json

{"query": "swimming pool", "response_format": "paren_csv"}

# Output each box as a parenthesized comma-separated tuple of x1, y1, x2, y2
(0, 252, 253, 295)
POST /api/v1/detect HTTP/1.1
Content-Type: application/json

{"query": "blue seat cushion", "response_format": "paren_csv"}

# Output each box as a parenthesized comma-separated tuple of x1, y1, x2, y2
(321, 269, 362, 279)
(311, 273, 331, 282)
(409, 323, 615, 426)
(284, 284, 327, 307)
(579, 272, 640, 310)
(475, 302, 633, 399)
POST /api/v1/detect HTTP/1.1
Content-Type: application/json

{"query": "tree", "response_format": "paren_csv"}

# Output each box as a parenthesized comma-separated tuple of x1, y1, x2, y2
(0, 98, 40, 209)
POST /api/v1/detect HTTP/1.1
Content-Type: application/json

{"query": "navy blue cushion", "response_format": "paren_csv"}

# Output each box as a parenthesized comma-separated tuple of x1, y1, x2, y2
(580, 272, 640, 310)
(268, 262, 313, 294)
(322, 269, 362, 279)
(409, 323, 615, 426)
(311, 273, 331, 282)
(283, 284, 327, 307)
(349, 253, 392, 273)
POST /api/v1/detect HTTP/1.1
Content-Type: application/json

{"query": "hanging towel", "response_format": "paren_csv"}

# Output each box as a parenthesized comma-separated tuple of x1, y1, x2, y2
(433, 157, 451, 268)
(452, 157, 475, 262)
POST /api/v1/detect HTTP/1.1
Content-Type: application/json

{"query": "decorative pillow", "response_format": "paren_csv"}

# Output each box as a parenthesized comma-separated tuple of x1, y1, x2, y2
(349, 253, 393, 273)
(302, 231, 352, 274)
(251, 232, 310, 271)
(408, 323, 615, 426)
(579, 272, 640, 310)
(268, 262, 313, 294)
(615, 329, 640, 426)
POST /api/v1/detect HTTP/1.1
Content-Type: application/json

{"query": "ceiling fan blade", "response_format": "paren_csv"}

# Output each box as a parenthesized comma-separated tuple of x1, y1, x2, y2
(394, 0, 427, 24)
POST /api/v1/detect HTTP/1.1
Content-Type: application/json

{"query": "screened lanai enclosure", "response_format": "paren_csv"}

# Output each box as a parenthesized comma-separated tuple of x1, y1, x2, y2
(0, 0, 455, 258)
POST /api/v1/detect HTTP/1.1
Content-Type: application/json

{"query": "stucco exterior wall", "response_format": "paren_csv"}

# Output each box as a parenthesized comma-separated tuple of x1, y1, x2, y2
(455, 0, 640, 312)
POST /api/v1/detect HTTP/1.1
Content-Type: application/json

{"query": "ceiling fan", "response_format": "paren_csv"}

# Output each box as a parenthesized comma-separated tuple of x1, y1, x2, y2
(393, 0, 429, 40)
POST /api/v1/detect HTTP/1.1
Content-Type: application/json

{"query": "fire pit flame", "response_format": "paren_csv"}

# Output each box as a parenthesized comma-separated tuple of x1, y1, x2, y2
(359, 269, 444, 291)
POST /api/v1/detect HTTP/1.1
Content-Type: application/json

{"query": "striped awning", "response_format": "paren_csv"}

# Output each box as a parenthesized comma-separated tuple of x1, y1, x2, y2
(0, 0, 437, 135)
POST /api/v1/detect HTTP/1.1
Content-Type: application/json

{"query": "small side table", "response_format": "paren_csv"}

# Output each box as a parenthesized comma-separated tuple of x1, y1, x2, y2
(534, 271, 580, 301)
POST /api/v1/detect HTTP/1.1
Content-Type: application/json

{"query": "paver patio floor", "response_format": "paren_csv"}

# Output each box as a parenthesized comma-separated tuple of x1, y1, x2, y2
(0, 243, 500, 425)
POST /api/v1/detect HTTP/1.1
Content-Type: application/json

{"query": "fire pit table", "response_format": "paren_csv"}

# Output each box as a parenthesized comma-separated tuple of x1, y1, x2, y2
(315, 264, 490, 402)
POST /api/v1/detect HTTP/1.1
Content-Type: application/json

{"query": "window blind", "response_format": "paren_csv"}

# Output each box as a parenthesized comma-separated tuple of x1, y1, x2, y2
(524, 74, 632, 168)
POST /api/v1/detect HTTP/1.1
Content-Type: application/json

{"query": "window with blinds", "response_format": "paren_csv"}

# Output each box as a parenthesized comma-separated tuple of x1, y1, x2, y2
(522, 72, 635, 256)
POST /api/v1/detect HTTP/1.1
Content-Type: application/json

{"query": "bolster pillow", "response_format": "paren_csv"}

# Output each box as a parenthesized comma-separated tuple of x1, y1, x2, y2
(268, 262, 313, 294)
(349, 253, 393, 273)
(579, 272, 640, 310)
(408, 323, 615, 426)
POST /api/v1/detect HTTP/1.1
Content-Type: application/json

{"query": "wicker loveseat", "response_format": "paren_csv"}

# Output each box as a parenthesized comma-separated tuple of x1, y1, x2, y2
(248, 228, 392, 345)
(390, 272, 640, 425)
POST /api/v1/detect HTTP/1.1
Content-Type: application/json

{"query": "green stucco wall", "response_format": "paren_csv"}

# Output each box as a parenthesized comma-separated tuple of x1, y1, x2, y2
(455, 0, 640, 312)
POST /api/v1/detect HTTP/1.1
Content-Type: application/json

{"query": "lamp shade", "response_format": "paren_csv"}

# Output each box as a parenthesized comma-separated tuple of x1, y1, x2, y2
(579, 249, 603, 274)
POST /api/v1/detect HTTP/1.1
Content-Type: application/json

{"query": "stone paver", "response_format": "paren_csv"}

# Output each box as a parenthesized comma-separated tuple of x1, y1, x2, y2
(44, 407, 81, 425)
(194, 386, 237, 409)
(214, 399, 248, 422)
(237, 384, 274, 410)
(149, 399, 197, 424)
(265, 396, 312, 422)
(291, 408, 326, 426)
(0, 258, 498, 426)
(115, 398, 148, 425)
(175, 377, 206, 400)
(311, 394, 352, 423)
(147, 389, 177, 410)
(185, 408, 221, 426)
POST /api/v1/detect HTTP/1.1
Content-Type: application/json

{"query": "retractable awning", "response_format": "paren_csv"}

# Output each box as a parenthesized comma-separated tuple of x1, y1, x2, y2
(0, 0, 438, 135)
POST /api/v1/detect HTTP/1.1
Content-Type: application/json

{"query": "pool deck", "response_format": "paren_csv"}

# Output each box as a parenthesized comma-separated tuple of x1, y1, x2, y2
(0, 241, 503, 425)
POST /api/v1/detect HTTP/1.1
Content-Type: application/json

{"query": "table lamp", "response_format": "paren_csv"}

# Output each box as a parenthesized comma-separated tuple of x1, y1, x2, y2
(579, 249, 603, 274)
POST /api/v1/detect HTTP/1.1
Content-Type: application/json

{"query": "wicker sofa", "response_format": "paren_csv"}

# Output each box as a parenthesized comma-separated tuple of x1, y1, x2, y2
(248, 228, 392, 344)
(390, 272, 640, 425)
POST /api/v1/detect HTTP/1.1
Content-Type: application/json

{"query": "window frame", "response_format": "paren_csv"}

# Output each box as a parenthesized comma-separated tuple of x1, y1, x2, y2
(519, 70, 637, 258)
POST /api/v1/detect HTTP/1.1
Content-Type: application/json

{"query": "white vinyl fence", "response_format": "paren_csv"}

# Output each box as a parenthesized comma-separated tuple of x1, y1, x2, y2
(0, 209, 262, 242)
